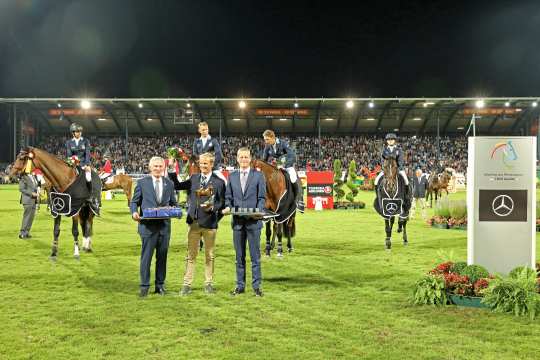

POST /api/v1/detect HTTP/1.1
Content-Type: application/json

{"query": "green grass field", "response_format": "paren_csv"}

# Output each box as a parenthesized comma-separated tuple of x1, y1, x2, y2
(1, 184, 540, 359)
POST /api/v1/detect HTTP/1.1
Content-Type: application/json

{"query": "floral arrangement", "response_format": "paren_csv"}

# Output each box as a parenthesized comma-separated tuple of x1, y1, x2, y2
(413, 261, 540, 318)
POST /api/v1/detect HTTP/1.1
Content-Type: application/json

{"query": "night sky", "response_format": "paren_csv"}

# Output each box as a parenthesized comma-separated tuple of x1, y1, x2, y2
(0, 0, 539, 98)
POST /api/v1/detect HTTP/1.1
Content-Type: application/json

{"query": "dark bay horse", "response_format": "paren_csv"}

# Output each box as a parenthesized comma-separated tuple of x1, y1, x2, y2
(252, 159, 296, 258)
(102, 174, 133, 205)
(425, 170, 451, 208)
(373, 157, 411, 250)
(10, 147, 99, 260)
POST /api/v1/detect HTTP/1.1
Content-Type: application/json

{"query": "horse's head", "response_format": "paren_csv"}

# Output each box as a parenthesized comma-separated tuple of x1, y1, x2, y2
(9, 147, 35, 177)
(382, 157, 398, 190)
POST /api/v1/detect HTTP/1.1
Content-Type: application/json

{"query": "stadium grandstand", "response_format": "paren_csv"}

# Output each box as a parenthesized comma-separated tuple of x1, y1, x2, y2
(1, 97, 539, 175)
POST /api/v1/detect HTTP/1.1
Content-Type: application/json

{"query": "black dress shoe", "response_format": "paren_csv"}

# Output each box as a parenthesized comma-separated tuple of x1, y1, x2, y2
(254, 288, 264, 297)
(230, 287, 245, 296)
(18, 234, 25, 239)
(154, 288, 167, 296)
(25, 234, 32, 238)
(139, 288, 149, 298)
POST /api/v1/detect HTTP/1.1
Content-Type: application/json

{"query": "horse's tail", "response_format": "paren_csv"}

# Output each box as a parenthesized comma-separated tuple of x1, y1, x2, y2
(79, 204, 92, 236)
(284, 216, 295, 238)
(125, 176, 133, 204)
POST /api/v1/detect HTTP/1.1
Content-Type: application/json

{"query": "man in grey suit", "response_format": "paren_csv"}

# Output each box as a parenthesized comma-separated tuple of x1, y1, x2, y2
(130, 156, 178, 298)
(222, 147, 266, 297)
(18, 173, 39, 239)
(411, 168, 428, 219)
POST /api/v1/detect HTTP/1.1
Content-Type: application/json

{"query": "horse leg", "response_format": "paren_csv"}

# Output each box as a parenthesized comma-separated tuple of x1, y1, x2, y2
(270, 222, 276, 250)
(82, 209, 94, 252)
(277, 223, 284, 258)
(286, 218, 294, 253)
(50, 216, 61, 261)
(384, 217, 393, 250)
(72, 216, 80, 260)
(265, 221, 272, 257)
(401, 219, 408, 245)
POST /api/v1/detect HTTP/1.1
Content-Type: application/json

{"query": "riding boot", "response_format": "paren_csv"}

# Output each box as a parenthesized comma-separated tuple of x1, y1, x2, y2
(295, 180, 305, 213)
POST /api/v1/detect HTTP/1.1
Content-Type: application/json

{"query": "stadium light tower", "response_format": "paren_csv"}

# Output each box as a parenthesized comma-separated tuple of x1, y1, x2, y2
(138, 102, 144, 108)
(238, 100, 246, 109)
(368, 101, 375, 108)
(294, 101, 299, 108)
(81, 99, 91, 110)
(346, 100, 354, 109)
(532, 101, 538, 107)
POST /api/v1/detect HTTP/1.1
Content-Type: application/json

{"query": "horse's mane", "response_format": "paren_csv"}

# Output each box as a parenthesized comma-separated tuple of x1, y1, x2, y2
(31, 147, 71, 169)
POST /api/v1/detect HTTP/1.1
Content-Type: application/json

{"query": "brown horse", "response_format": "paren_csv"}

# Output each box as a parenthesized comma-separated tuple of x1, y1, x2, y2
(251, 159, 296, 258)
(425, 170, 451, 207)
(102, 174, 133, 205)
(10, 147, 97, 260)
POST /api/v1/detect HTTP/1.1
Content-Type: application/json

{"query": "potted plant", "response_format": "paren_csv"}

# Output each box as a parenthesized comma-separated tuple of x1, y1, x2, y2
(448, 199, 467, 230)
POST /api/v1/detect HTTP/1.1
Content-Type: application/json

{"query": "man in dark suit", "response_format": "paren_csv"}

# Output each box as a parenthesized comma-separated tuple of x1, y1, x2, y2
(18, 172, 39, 239)
(192, 121, 226, 182)
(167, 152, 226, 296)
(130, 156, 178, 298)
(222, 147, 266, 297)
(411, 168, 428, 219)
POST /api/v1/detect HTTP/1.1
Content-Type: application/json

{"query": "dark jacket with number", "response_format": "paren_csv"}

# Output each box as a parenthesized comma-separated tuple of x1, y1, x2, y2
(66, 138, 92, 166)
(262, 138, 296, 168)
(381, 145, 405, 171)
(192, 136, 223, 170)
(168, 172, 226, 229)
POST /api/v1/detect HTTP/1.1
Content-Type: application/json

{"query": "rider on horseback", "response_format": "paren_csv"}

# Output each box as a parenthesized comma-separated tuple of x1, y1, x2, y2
(193, 122, 227, 183)
(379, 133, 410, 191)
(65, 123, 100, 207)
(99, 153, 113, 185)
(66, 123, 92, 179)
(262, 130, 304, 212)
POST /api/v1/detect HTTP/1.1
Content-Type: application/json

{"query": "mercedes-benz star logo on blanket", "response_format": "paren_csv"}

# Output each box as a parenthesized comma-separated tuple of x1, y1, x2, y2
(385, 202, 399, 213)
(52, 197, 65, 211)
(491, 194, 514, 217)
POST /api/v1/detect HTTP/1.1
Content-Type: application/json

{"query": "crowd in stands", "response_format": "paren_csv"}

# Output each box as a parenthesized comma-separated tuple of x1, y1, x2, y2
(36, 134, 468, 175)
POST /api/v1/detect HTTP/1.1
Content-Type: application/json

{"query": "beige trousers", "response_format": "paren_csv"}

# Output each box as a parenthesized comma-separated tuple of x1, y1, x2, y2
(410, 197, 427, 219)
(183, 222, 216, 286)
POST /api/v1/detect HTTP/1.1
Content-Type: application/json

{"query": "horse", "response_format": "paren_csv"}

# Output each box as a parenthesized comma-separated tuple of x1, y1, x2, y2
(10, 147, 100, 261)
(425, 170, 451, 207)
(102, 174, 134, 205)
(251, 159, 296, 258)
(373, 157, 412, 250)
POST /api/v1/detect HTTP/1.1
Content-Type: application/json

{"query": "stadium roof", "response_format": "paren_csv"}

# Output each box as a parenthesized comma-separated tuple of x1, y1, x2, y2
(1, 97, 538, 136)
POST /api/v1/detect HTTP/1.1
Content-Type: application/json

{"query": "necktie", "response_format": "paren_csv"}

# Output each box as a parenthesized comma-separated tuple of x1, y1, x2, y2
(240, 171, 248, 193)
(154, 179, 161, 203)
(201, 175, 207, 187)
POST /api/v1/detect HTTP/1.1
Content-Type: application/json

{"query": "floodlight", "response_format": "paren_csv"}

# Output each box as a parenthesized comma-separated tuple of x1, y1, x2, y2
(81, 99, 91, 109)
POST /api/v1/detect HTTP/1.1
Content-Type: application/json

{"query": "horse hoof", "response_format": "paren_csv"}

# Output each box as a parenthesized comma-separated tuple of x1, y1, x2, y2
(403, 240, 408, 246)
(49, 256, 57, 262)
(385, 240, 392, 250)
(397, 228, 402, 233)
(288, 248, 294, 253)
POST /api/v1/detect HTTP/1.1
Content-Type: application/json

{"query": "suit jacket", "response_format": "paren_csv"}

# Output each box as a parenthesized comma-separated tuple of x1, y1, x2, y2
(412, 174, 428, 198)
(168, 172, 226, 229)
(19, 174, 38, 205)
(262, 138, 296, 168)
(193, 136, 223, 170)
(130, 176, 178, 236)
(225, 169, 266, 230)
(66, 138, 92, 166)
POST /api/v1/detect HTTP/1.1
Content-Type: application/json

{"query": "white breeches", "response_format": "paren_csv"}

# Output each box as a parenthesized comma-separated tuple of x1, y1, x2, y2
(99, 172, 111, 180)
(286, 167, 297, 183)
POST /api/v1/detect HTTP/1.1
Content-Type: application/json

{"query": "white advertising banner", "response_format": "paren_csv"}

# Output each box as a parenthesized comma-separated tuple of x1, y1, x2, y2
(467, 136, 536, 274)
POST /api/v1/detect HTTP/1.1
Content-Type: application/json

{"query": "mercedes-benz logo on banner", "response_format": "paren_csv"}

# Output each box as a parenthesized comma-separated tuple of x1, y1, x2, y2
(50, 192, 71, 216)
(479, 189, 527, 222)
(382, 198, 402, 217)
(491, 194, 514, 217)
